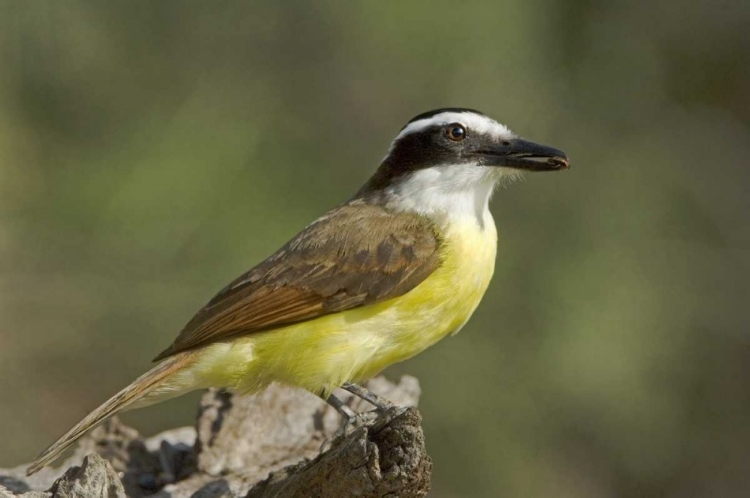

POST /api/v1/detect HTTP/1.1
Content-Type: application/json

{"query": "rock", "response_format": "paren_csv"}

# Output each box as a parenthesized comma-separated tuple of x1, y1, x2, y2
(48, 454, 125, 498)
(246, 407, 431, 498)
(0, 485, 47, 498)
(0, 376, 429, 497)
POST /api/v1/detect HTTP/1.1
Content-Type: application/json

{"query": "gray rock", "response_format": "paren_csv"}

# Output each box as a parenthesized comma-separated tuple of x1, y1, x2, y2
(246, 407, 431, 498)
(0, 376, 429, 497)
(48, 454, 125, 498)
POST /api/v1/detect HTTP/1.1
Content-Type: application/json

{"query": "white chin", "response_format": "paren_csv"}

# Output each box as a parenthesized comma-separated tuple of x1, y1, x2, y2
(384, 164, 517, 222)
(494, 166, 525, 184)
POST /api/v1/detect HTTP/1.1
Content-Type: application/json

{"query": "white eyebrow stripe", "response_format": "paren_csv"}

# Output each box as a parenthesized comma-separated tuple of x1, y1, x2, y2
(395, 111, 513, 141)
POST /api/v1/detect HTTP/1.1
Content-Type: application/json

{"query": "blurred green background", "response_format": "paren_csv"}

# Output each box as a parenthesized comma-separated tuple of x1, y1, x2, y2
(1, 1, 749, 497)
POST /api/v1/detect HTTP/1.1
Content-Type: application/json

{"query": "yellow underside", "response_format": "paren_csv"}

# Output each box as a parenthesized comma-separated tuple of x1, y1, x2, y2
(172, 216, 497, 398)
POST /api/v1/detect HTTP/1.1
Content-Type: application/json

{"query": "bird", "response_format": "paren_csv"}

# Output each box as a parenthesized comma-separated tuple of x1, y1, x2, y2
(27, 108, 569, 475)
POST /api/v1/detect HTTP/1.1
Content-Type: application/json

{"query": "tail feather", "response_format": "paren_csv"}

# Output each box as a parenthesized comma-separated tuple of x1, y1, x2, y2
(26, 353, 195, 476)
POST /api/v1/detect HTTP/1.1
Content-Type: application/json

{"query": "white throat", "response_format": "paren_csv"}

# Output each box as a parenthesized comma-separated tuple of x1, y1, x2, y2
(383, 165, 512, 228)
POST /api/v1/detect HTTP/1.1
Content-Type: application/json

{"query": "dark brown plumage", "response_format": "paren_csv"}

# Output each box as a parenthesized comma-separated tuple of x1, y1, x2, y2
(153, 200, 442, 361)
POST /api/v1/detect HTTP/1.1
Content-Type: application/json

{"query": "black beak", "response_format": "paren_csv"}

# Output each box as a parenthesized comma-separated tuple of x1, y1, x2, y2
(472, 138, 570, 171)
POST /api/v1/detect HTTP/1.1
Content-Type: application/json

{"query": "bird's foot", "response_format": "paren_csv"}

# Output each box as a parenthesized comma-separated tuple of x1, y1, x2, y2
(319, 386, 394, 453)
(339, 410, 378, 435)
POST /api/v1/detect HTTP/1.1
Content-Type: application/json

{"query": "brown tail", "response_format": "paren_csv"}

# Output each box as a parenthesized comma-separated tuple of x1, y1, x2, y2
(26, 353, 195, 476)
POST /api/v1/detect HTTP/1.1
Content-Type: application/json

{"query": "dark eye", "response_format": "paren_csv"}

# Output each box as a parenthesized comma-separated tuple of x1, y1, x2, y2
(446, 123, 466, 142)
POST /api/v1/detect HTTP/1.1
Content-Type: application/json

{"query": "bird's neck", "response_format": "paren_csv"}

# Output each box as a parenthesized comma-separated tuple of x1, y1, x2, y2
(360, 166, 501, 229)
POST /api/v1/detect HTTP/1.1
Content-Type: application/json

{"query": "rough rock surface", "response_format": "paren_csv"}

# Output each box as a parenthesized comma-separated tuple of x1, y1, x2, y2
(0, 376, 430, 498)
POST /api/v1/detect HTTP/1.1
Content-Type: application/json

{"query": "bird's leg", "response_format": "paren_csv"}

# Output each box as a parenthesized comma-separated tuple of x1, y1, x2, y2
(341, 382, 394, 411)
(324, 392, 374, 436)
(319, 386, 395, 453)
(324, 392, 357, 422)
(319, 392, 366, 453)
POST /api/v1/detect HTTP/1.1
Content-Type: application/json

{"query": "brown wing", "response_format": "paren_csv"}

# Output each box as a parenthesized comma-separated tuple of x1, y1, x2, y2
(153, 201, 442, 360)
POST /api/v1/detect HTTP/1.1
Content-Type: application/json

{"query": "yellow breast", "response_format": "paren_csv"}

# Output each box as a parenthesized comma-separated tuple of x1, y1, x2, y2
(366, 214, 498, 370)
(193, 214, 498, 396)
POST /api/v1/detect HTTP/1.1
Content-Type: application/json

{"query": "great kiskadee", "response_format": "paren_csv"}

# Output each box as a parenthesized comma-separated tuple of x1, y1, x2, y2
(27, 108, 568, 475)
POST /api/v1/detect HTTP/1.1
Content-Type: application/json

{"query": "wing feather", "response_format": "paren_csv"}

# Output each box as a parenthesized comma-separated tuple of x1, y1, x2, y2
(153, 201, 441, 360)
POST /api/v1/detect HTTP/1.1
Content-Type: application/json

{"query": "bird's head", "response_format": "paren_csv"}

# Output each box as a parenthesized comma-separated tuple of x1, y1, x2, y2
(358, 108, 569, 221)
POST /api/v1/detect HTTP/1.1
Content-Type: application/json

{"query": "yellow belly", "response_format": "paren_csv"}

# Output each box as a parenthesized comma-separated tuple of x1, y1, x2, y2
(190, 216, 497, 396)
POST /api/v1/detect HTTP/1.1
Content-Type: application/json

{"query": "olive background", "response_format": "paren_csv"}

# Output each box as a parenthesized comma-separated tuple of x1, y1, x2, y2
(1, 2, 749, 497)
